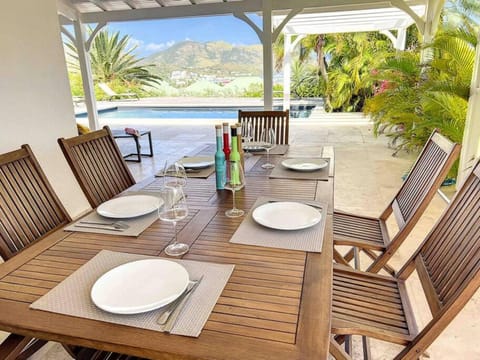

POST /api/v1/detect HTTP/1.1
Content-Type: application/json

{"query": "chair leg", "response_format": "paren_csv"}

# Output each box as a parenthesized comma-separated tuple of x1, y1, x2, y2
(330, 337, 353, 360)
(16, 339, 48, 360)
(362, 336, 372, 360)
(345, 335, 353, 355)
(0, 334, 32, 360)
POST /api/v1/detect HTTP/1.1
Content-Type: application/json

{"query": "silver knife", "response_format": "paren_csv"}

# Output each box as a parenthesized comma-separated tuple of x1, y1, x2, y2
(74, 224, 124, 232)
(157, 275, 204, 330)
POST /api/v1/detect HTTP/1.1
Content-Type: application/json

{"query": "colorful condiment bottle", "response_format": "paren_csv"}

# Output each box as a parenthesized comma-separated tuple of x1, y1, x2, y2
(214, 124, 225, 190)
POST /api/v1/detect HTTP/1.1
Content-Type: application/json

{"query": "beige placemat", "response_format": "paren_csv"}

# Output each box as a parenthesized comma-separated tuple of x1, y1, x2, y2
(155, 166, 215, 179)
(229, 197, 326, 252)
(245, 144, 289, 155)
(286, 145, 324, 158)
(269, 158, 330, 181)
(155, 156, 216, 179)
(30, 250, 234, 338)
(64, 192, 162, 237)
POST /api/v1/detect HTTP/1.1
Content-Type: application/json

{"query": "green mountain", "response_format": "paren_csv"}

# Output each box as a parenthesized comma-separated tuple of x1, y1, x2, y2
(144, 40, 263, 79)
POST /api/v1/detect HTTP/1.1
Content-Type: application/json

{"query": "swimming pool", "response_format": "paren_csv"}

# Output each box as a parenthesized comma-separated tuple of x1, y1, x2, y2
(75, 106, 315, 120)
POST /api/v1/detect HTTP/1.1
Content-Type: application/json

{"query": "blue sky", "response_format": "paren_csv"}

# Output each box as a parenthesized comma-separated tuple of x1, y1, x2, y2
(107, 15, 262, 57)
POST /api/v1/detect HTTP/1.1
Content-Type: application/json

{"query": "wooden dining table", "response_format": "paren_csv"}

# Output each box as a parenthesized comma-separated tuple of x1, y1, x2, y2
(0, 145, 334, 360)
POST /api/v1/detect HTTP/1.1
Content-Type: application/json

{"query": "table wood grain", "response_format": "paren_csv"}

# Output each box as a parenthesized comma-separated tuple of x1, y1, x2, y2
(0, 146, 334, 360)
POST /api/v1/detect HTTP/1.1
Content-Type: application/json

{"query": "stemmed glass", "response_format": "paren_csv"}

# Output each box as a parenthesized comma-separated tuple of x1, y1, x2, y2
(162, 161, 187, 189)
(159, 186, 190, 256)
(242, 122, 253, 158)
(224, 160, 245, 218)
(261, 128, 276, 169)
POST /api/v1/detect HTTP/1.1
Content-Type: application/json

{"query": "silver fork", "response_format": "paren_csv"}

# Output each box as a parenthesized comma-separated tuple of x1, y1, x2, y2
(157, 275, 204, 328)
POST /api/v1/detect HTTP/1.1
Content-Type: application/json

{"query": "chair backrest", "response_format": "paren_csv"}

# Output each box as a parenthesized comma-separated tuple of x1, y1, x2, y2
(98, 83, 116, 97)
(395, 159, 480, 359)
(367, 130, 460, 273)
(389, 130, 460, 227)
(0, 145, 70, 260)
(238, 110, 289, 145)
(58, 126, 136, 208)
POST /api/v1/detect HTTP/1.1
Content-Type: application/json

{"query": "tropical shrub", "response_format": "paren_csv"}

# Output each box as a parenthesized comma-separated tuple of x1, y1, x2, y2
(364, 26, 476, 172)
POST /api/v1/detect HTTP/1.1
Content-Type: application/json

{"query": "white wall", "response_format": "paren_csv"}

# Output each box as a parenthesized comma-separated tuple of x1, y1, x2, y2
(0, 0, 90, 217)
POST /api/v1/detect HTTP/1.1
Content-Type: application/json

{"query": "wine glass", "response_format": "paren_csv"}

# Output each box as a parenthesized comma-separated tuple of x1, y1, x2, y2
(242, 122, 254, 158)
(261, 128, 276, 169)
(162, 161, 187, 189)
(159, 186, 189, 256)
(224, 160, 245, 218)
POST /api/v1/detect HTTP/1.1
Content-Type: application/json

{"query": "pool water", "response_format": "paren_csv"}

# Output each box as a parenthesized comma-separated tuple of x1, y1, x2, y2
(76, 106, 315, 120)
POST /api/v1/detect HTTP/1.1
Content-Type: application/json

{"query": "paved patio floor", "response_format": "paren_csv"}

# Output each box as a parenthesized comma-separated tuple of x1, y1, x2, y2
(4, 109, 479, 359)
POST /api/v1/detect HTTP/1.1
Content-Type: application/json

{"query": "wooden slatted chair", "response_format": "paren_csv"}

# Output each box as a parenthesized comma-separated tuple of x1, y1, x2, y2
(334, 130, 460, 274)
(238, 110, 289, 144)
(329, 159, 480, 360)
(58, 126, 136, 208)
(0, 144, 71, 359)
(0, 145, 145, 360)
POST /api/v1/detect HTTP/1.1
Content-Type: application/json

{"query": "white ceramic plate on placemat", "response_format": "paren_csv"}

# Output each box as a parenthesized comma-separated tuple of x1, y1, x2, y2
(281, 158, 328, 172)
(243, 141, 272, 152)
(97, 195, 163, 219)
(178, 156, 214, 169)
(91, 259, 189, 314)
(252, 202, 321, 230)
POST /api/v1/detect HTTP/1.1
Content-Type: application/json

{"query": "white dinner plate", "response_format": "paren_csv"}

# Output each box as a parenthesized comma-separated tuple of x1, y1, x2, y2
(91, 259, 189, 314)
(178, 156, 215, 169)
(281, 158, 328, 172)
(252, 201, 321, 230)
(243, 141, 272, 152)
(96, 195, 163, 219)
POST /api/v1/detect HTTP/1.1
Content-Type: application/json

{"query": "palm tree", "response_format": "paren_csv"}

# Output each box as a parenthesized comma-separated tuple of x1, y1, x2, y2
(324, 32, 392, 111)
(66, 27, 161, 88)
(364, 24, 476, 158)
(299, 34, 329, 82)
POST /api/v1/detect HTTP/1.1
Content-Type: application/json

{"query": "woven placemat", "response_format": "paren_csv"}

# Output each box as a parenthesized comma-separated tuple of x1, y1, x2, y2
(30, 250, 234, 338)
(155, 156, 216, 179)
(269, 158, 330, 181)
(64, 192, 162, 237)
(155, 166, 215, 179)
(229, 196, 326, 252)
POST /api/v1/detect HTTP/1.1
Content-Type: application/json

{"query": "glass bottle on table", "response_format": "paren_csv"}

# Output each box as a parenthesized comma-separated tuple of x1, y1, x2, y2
(222, 122, 231, 180)
(214, 124, 225, 190)
(222, 122, 230, 162)
(235, 123, 245, 168)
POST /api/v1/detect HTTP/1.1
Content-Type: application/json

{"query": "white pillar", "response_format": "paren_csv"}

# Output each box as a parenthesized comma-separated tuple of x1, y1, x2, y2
(421, 0, 445, 62)
(458, 31, 480, 185)
(262, 0, 273, 111)
(396, 28, 407, 50)
(73, 20, 99, 130)
(282, 34, 292, 111)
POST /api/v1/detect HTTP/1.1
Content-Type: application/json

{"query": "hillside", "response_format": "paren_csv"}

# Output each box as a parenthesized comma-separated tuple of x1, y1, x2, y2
(144, 40, 263, 80)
